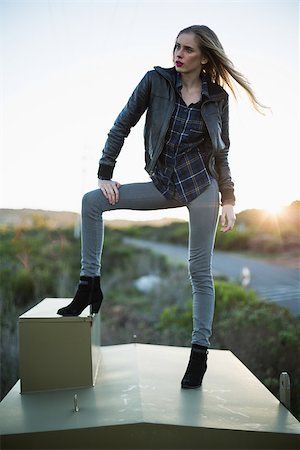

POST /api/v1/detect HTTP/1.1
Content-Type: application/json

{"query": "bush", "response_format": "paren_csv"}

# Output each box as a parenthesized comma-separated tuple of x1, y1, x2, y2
(214, 228, 252, 251)
(12, 270, 35, 308)
(213, 302, 300, 418)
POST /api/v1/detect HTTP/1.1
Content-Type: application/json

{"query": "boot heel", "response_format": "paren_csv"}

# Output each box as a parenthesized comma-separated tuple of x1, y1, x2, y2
(90, 299, 102, 314)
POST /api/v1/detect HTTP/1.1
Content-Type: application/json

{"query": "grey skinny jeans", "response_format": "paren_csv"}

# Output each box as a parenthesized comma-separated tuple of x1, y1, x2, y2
(80, 179, 219, 347)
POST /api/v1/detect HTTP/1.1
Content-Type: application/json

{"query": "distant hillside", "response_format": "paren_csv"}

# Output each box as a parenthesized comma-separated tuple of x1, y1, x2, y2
(237, 201, 300, 227)
(105, 218, 186, 228)
(0, 209, 80, 229)
(0, 201, 299, 230)
(0, 209, 186, 229)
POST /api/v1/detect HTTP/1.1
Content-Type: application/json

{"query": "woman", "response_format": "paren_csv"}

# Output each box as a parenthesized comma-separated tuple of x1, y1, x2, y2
(57, 25, 264, 389)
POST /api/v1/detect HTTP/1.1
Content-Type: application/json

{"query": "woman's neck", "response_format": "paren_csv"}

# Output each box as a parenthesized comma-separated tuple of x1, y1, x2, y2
(180, 71, 202, 91)
(180, 72, 202, 106)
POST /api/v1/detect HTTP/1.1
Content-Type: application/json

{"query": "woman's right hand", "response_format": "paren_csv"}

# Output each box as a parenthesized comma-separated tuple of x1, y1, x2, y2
(98, 179, 121, 205)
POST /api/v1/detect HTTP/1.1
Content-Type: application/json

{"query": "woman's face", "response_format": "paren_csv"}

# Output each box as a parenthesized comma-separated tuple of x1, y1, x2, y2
(173, 32, 207, 75)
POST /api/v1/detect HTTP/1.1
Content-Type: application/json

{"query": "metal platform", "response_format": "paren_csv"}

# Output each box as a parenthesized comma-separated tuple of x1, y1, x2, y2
(0, 298, 299, 449)
(1, 341, 299, 449)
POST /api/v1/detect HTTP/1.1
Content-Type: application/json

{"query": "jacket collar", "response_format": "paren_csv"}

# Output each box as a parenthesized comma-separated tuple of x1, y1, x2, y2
(154, 66, 228, 100)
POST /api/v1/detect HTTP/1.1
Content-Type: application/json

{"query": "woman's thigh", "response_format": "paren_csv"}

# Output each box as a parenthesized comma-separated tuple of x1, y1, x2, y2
(84, 181, 183, 213)
(187, 179, 220, 262)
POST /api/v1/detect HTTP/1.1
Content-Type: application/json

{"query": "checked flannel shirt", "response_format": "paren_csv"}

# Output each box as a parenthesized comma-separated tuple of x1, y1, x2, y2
(151, 73, 212, 204)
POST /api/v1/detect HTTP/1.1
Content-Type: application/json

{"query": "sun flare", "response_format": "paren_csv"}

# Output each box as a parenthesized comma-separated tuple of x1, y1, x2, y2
(263, 203, 285, 217)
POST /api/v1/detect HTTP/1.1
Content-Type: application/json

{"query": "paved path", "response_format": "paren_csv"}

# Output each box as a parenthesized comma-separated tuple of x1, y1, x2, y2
(124, 237, 300, 316)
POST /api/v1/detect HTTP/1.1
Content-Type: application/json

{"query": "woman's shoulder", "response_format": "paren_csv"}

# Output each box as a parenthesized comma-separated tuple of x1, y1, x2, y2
(143, 66, 176, 84)
(207, 80, 229, 100)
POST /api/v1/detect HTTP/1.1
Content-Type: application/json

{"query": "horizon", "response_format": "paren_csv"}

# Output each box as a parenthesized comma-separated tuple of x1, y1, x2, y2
(1, 198, 299, 219)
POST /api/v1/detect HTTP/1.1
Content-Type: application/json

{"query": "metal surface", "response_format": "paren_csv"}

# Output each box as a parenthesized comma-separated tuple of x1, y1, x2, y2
(1, 343, 300, 449)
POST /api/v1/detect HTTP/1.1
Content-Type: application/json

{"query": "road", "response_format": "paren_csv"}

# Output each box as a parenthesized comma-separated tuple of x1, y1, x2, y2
(123, 237, 300, 316)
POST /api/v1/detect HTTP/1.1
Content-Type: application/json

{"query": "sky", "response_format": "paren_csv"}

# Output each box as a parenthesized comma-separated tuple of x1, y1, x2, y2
(1, 0, 299, 222)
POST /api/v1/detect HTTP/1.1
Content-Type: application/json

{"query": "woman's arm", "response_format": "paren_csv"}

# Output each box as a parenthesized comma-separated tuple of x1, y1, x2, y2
(217, 98, 236, 231)
(98, 72, 152, 180)
(215, 99, 235, 205)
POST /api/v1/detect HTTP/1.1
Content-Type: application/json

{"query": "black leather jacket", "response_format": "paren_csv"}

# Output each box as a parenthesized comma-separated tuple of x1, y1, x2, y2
(98, 66, 235, 205)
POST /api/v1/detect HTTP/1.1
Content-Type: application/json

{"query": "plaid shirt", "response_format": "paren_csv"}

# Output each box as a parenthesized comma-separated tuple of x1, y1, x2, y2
(151, 73, 211, 204)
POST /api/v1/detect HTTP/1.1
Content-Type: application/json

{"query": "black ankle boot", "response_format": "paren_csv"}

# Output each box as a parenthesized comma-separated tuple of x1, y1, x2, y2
(57, 276, 103, 316)
(181, 345, 208, 389)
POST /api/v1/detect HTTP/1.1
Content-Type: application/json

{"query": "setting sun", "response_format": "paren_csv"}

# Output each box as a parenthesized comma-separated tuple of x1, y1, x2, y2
(263, 203, 286, 217)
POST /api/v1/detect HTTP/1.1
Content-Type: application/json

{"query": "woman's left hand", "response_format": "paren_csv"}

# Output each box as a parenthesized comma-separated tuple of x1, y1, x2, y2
(220, 204, 236, 232)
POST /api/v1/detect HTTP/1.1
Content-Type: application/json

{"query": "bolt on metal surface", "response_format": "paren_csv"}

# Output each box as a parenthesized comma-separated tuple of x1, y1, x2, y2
(73, 394, 79, 412)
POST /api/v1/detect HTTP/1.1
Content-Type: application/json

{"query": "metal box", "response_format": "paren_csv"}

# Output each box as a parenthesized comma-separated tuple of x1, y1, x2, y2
(19, 298, 101, 393)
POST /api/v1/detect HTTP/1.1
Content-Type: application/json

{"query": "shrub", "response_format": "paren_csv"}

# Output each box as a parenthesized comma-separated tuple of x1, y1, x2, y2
(12, 270, 35, 308)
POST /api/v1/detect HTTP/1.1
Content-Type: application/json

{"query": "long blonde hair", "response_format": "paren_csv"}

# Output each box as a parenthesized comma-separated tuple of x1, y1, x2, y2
(177, 25, 267, 113)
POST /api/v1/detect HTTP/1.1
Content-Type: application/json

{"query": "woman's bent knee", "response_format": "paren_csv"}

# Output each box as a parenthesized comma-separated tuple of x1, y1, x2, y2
(82, 189, 103, 216)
